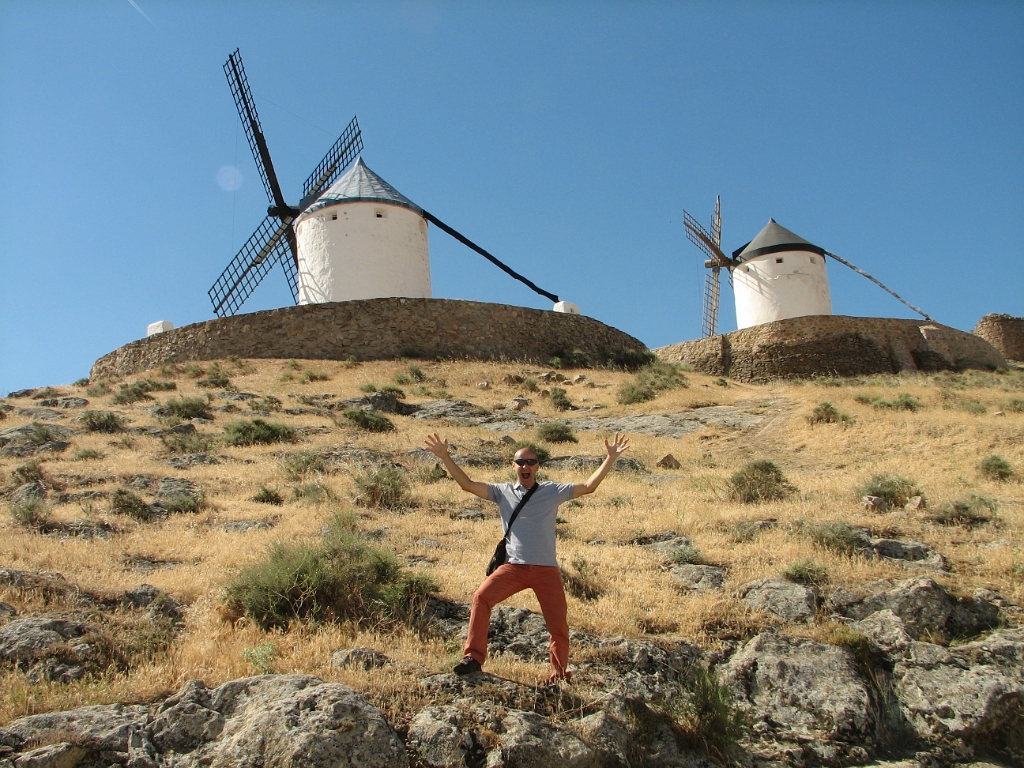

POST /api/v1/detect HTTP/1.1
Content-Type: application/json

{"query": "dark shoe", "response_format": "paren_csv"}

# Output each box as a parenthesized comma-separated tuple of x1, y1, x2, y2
(453, 656, 481, 675)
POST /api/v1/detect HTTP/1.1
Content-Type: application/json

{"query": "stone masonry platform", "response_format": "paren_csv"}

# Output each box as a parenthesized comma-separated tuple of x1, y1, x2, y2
(656, 315, 1006, 382)
(90, 298, 647, 379)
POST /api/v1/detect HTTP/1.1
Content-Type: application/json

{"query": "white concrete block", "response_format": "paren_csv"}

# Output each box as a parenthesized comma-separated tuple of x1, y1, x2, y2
(147, 320, 174, 336)
(553, 302, 580, 315)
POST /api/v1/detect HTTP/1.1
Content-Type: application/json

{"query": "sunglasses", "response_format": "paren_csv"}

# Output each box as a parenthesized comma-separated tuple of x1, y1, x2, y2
(513, 458, 539, 466)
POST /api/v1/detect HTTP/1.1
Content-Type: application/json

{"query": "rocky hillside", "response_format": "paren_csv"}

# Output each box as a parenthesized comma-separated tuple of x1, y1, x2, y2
(1, 357, 1022, 767)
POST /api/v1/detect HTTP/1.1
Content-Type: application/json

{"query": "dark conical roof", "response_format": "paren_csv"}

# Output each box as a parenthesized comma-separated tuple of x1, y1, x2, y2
(305, 157, 423, 215)
(732, 219, 824, 262)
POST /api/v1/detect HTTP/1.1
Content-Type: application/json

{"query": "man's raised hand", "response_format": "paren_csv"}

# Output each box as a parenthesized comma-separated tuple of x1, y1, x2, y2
(604, 433, 630, 461)
(424, 433, 450, 458)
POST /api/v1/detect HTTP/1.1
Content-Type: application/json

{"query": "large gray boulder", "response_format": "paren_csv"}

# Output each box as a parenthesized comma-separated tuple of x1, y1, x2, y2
(0, 675, 408, 768)
(736, 578, 818, 623)
(494, 710, 596, 767)
(830, 578, 1000, 643)
(0, 617, 115, 682)
(893, 628, 1024, 756)
(720, 631, 879, 765)
(407, 705, 483, 768)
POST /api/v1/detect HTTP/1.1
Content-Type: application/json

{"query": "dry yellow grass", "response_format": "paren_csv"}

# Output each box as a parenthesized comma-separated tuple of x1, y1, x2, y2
(2, 357, 1022, 726)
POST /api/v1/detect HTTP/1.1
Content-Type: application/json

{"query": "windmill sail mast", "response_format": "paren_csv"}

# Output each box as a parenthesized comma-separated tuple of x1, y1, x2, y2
(684, 196, 735, 338)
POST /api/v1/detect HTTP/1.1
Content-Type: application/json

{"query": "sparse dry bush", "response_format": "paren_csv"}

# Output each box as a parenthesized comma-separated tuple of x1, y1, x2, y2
(727, 461, 795, 503)
(354, 466, 410, 509)
(110, 488, 151, 520)
(223, 419, 295, 446)
(928, 494, 997, 527)
(855, 474, 922, 510)
(536, 422, 577, 444)
(341, 408, 395, 432)
(807, 402, 852, 425)
(980, 455, 1014, 481)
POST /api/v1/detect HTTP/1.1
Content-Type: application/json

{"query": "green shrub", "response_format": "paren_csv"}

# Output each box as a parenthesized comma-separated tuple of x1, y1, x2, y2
(110, 488, 151, 520)
(248, 395, 282, 412)
(393, 373, 411, 385)
(807, 402, 853, 425)
(560, 555, 603, 601)
(359, 383, 378, 393)
(353, 466, 410, 509)
(158, 494, 200, 515)
(241, 642, 276, 674)
(549, 349, 590, 369)
(806, 520, 868, 556)
(523, 377, 539, 393)
(112, 379, 175, 404)
(980, 455, 1014, 481)
(414, 462, 448, 484)
(928, 494, 997, 527)
(27, 422, 57, 445)
(223, 513, 437, 629)
(282, 450, 327, 479)
(72, 449, 104, 461)
(11, 461, 44, 485)
(406, 364, 426, 382)
(161, 396, 212, 421)
(197, 363, 230, 389)
(31, 387, 59, 400)
(186, 364, 206, 378)
(667, 545, 704, 566)
(10, 497, 49, 528)
(549, 387, 573, 411)
(537, 422, 578, 444)
(727, 461, 796, 503)
(1001, 398, 1024, 413)
(511, 441, 550, 463)
(379, 385, 406, 398)
(80, 410, 126, 433)
(854, 392, 920, 411)
(291, 481, 335, 503)
(341, 408, 395, 433)
(600, 348, 657, 371)
(74, 377, 90, 387)
(85, 381, 111, 397)
(784, 559, 829, 585)
(253, 486, 284, 505)
(617, 381, 657, 405)
(161, 431, 215, 454)
(855, 474, 922, 510)
(300, 370, 330, 384)
(223, 419, 295, 446)
(672, 666, 746, 761)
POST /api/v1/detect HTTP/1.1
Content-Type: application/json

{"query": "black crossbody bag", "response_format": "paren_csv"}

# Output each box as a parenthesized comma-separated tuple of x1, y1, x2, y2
(486, 483, 539, 576)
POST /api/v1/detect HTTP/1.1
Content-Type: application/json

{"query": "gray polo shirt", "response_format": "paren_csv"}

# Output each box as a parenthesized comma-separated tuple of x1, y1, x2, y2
(487, 481, 576, 567)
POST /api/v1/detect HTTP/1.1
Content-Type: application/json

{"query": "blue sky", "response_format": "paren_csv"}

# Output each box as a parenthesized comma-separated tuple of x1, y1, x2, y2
(1, 1, 1021, 394)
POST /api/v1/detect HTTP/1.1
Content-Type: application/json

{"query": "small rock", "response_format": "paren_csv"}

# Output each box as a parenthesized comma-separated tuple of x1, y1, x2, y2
(499, 435, 516, 445)
(862, 495, 885, 511)
(331, 647, 392, 670)
(572, 374, 587, 384)
(38, 397, 89, 409)
(166, 453, 217, 469)
(508, 396, 531, 411)
(7, 389, 37, 398)
(993, 411, 1005, 417)
(454, 509, 485, 521)
(0, 602, 16, 620)
(656, 453, 681, 469)
(219, 520, 273, 533)
(476, 381, 490, 390)
(671, 564, 725, 592)
(904, 495, 926, 511)
(155, 477, 200, 500)
(417, 538, 441, 549)
(503, 374, 525, 385)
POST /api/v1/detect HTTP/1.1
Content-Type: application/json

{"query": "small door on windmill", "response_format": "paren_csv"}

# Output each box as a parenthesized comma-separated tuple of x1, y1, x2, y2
(294, 158, 432, 305)
(731, 219, 831, 330)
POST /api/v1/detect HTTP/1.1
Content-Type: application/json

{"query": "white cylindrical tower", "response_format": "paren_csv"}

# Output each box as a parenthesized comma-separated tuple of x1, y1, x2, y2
(294, 158, 431, 304)
(732, 219, 831, 330)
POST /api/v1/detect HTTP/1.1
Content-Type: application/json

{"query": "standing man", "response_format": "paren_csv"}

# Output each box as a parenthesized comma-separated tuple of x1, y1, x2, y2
(424, 431, 630, 683)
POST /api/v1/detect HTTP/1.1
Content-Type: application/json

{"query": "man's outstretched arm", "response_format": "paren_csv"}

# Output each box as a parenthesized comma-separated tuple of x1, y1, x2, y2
(573, 433, 630, 498)
(424, 433, 489, 499)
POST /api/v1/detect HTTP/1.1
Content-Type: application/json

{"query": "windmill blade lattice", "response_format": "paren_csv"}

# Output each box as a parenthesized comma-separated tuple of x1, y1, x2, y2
(303, 116, 363, 200)
(702, 269, 721, 338)
(209, 216, 294, 317)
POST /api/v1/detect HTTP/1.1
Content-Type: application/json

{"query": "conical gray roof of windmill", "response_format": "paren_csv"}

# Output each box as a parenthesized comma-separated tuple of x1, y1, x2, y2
(305, 157, 423, 215)
(733, 219, 825, 262)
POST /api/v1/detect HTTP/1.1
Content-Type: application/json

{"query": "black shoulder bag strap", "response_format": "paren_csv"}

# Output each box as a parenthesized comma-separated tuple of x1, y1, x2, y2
(504, 482, 540, 539)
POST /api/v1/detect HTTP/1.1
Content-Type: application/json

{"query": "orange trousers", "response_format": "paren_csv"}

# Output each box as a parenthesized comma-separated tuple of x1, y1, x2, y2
(464, 563, 570, 682)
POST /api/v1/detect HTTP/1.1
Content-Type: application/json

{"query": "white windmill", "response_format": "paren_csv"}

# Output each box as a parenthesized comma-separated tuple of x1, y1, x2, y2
(208, 50, 567, 318)
(684, 198, 931, 336)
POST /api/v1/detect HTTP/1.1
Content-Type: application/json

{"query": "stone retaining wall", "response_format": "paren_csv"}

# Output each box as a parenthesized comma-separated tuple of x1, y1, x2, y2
(656, 315, 1006, 382)
(972, 313, 1024, 362)
(90, 299, 647, 379)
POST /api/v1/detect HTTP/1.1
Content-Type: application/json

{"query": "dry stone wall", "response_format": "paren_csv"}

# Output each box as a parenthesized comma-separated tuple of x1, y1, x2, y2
(973, 313, 1024, 362)
(90, 298, 646, 379)
(656, 315, 1006, 382)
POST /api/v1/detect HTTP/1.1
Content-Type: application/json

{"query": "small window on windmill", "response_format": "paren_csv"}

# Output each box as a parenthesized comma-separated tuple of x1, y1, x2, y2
(775, 257, 784, 264)
(330, 211, 338, 221)
(375, 208, 386, 219)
